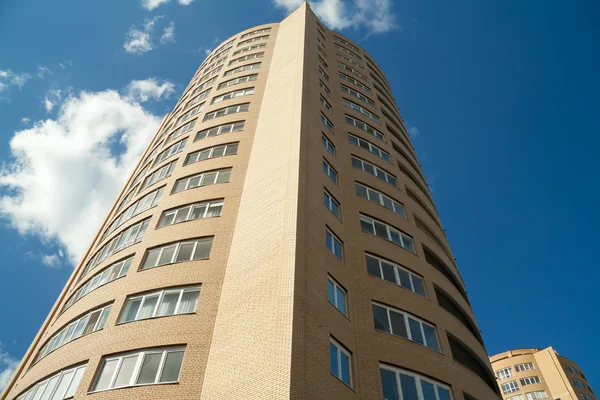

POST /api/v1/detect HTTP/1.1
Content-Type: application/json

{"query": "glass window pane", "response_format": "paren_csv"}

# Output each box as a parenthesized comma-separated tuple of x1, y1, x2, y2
(193, 238, 213, 259)
(374, 222, 388, 238)
(382, 196, 394, 210)
(366, 256, 381, 277)
(336, 287, 346, 315)
(83, 311, 101, 336)
(40, 375, 60, 400)
(95, 306, 111, 331)
(423, 324, 439, 351)
(408, 318, 425, 345)
(397, 268, 412, 289)
(159, 351, 185, 383)
(206, 204, 222, 218)
(340, 352, 350, 385)
(173, 180, 187, 193)
(120, 259, 132, 277)
(412, 276, 426, 296)
(187, 176, 201, 189)
(372, 304, 390, 333)
(381, 262, 396, 283)
(356, 184, 368, 199)
(157, 292, 179, 316)
(216, 169, 231, 183)
(143, 249, 160, 269)
(137, 295, 159, 319)
(136, 353, 162, 385)
(158, 245, 176, 265)
(64, 366, 86, 398)
(114, 355, 138, 388)
(225, 144, 238, 155)
(174, 206, 191, 223)
(437, 387, 452, 400)
(176, 243, 195, 262)
(380, 368, 399, 400)
(212, 146, 225, 157)
(389, 311, 408, 338)
(327, 280, 335, 305)
(191, 204, 207, 220)
(177, 290, 200, 314)
(108, 265, 121, 281)
(399, 374, 419, 400)
(50, 370, 74, 400)
(121, 298, 142, 323)
(329, 343, 339, 377)
(360, 219, 374, 234)
(71, 315, 89, 339)
(94, 359, 118, 391)
(421, 381, 437, 400)
(202, 172, 217, 185)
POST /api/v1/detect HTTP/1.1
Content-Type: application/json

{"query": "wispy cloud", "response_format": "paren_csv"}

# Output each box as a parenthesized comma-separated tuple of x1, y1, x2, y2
(36, 66, 52, 79)
(0, 69, 31, 96)
(272, 0, 397, 34)
(408, 126, 421, 137)
(124, 17, 176, 55)
(160, 22, 176, 44)
(0, 342, 19, 392)
(41, 252, 63, 268)
(59, 60, 73, 69)
(141, 0, 195, 10)
(125, 77, 175, 102)
(43, 89, 63, 113)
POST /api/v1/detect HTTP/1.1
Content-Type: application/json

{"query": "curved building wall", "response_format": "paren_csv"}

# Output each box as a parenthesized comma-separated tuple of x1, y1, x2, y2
(3, 4, 498, 400)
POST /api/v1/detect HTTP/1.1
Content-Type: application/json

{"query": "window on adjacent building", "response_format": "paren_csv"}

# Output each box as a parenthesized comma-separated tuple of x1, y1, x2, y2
(16, 364, 87, 400)
(139, 161, 177, 193)
(322, 159, 337, 183)
(322, 134, 335, 155)
(380, 364, 453, 400)
(320, 96, 332, 113)
(324, 190, 340, 218)
(321, 112, 333, 131)
(573, 379, 587, 389)
(496, 367, 514, 380)
(211, 87, 254, 104)
(346, 115, 384, 140)
(92, 346, 185, 392)
(326, 228, 343, 260)
(355, 183, 406, 218)
(195, 120, 245, 141)
(153, 138, 187, 166)
(515, 363, 535, 372)
(360, 214, 415, 253)
(218, 74, 258, 89)
(185, 143, 238, 165)
(372, 302, 439, 351)
(327, 277, 347, 315)
(502, 381, 520, 395)
(141, 237, 214, 270)
(64, 257, 132, 312)
(119, 286, 200, 323)
(173, 168, 232, 193)
(365, 254, 425, 297)
(527, 392, 548, 400)
(351, 156, 397, 186)
(330, 338, 352, 387)
(507, 396, 524, 400)
(520, 377, 541, 386)
(224, 62, 261, 76)
(343, 99, 379, 123)
(158, 199, 223, 228)
(203, 103, 249, 121)
(347, 134, 390, 162)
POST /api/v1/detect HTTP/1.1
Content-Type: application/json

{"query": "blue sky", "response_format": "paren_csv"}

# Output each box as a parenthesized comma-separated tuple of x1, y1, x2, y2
(0, 0, 598, 392)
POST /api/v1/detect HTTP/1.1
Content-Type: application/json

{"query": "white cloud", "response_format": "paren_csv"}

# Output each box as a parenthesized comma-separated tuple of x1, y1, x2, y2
(125, 78, 175, 102)
(36, 66, 52, 79)
(408, 126, 420, 137)
(43, 89, 63, 113)
(0, 69, 31, 94)
(0, 79, 170, 265)
(59, 60, 73, 69)
(178, 0, 195, 4)
(21, 118, 30, 125)
(0, 342, 19, 392)
(160, 22, 176, 44)
(41, 253, 62, 268)
(124, 16, 161, 54)
(141, 0, 169, 10)
(272, 0, 397, 34)
(201, 47, 213, 56)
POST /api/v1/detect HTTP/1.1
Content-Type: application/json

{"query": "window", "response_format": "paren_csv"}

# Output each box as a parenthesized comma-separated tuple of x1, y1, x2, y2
(319, 55, 328, 68)
(330, 338, 352, 387)
(372, 302, 439, 351)
(520, 377, 541, 386)
(334, 43, 361, 59)
(527, 392, 548, 400)
(355, 183, 406, 217)
(158, 199, 223, 228)
(507, 396, 524, 400)
(237, 35, 269, 46)
(131, 162, 151, 186)
(185, 143, 238, 165)
(502, 381, 520, 395)
(324, 190, 340, 218)
(195, 120, 245, 141)
(139, 160, 176, 193)
(320, 113, 334, 132)
(380, 364, 453, 400)
(365, 254, 425, 296)
(336, 52, 364, 69)
(578, 395, 593, 400)
(573, 379, 587, 389)
(241, 27, 271, 38)
(319, 67, 329, 81)
(360, 214, 415, 253)
(346, 115, 384, 140)
(351, 156, 397, 186)
(320, 96, 332, 113)
(322, 134, 335, 155)
(318, 46, 327, 57)
(15, 364, 87, 400)
(322, 159, 337, 184)
(197, 66, 222, 85)
(92, 346, 185, 392)
(153, 138, 187, 166)
(203, 103, 249, 121)
(173, 168, 232, 193)
(327, 277, 347, 315)
(186, 88, 211, 108)
(337, 61, 368, 80)
(341, 83, 374, 104)
(211, 87, 254, 104)
(224, 62, 261, 76)
(141, 237, 214, 270)
(35, 304, 112, 363)
(326, 228, 343, 260)
(218, 74, 258, 89)
(101, 187, 164, 241)
(228, 52, 264, 66)
(83, 218, 150, 276)
(348, 134, 389, 162)
(232, 43, 266, 55)
(515, 363, 535, 372)
(177, 103, 204, 124)
(191, 77, 216, 95)
(166, 118, 196, 144)
(566, 365, 580, 375)
(319, 80, 331, 96)
(333, 36, 360, 52)
(496, 367, 514, 380)
(119, 286, 200, 323)
(343, 99, 379, 123)
(64, 258, 132, 311)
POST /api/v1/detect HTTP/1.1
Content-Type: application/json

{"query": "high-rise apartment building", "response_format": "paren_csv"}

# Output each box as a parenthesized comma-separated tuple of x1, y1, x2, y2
(2, 3, 500, 400)
(490, 347, 596, 400)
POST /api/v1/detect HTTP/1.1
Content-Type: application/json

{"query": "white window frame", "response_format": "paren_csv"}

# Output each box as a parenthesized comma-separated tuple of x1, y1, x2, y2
(203, 103, 249, 121)
(322, 159, 337, 184)
(141, 237, 214, 270)
(360, 214, 415, 253)
(502, 381, 521, 395)
(321, 112, 333, 131)
(355, 182, 406, 218)
(16, 364, 87, 400)
(240, 27, 271, 39)
(211, 87, 254, 105)
(224, 62, 261, 76)
(191, 77, 217, 95)
(177, 103, 204, 124)
(379, 364, 453, 400)
(334, 43, 361, 59)
(232, 43, 266, 55)
(185, 143, 238, 165)
(327, 277, 347, 316)
(324, 190, 340, 218)
(153, 138, 187, 166)
(166, 119, 196, 144)
(139, 161, 177, 193)
(228, 52, 264, 66)
(334, 36, 360, 52)
(158, 199, 224, 228)
(330, 338, 352, 387)
(336, 52, 364, 69)
(341, 83, 374, 104)
(347, 134, 390, 162)
(319, 80, 331, 96)
(365, 253, 425, 297)
(520, 376, 541, 386)
(346, 115, 384, 140)
(326, 228, 343, 261)
(195, 120, 245, 141)
(515, 363, 536, 372)
(337, 61, 368, 80)
(527, 391, 548, 400)
(351, 156, 397, 186)
(237, 35, 269, 47)
(496, 366, 515, 380)
(173, 168, 232, 193)
(319, 67, 329, 81)
(218, 74, 258, 90)
(321, 134, 335, 155)
(320, 96, 332, 113)
(343, 99, 379, 123)
(119, 286, 201, 323)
